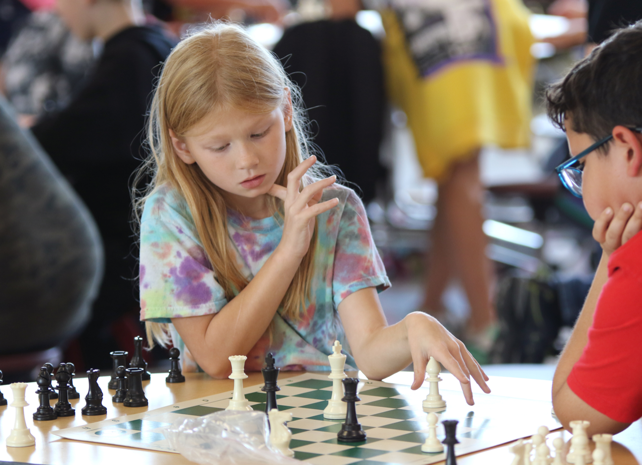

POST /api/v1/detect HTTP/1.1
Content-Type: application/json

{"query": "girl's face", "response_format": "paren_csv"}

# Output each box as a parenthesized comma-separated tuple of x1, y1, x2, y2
(171, 101, 293, 217)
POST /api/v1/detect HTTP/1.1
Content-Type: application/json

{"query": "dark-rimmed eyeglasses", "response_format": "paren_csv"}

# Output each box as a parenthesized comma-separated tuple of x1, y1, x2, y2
(555, 127, 642, 198)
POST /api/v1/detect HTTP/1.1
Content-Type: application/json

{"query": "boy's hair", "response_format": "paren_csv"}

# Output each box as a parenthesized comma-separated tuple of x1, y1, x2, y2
(546, 20, 642, 147)
(134, 22, 327, 347)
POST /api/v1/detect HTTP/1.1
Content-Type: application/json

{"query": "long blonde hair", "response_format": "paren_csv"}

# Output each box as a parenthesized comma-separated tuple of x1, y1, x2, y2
(134, 22, 326, 347)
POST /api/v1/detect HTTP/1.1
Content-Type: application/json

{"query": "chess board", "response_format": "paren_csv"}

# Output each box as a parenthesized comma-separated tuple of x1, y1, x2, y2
(54, 373, 560, 464)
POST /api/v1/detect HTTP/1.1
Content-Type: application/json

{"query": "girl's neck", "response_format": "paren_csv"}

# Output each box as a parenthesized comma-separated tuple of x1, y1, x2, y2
(226, 193, 274, 220)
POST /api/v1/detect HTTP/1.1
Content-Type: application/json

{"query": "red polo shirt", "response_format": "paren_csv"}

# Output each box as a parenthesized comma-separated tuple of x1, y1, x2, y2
(568, 230, 642, 423)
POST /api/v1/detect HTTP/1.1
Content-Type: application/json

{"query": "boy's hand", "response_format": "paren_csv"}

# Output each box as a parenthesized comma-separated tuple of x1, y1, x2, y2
(268, 156, 339, 260)
(405, 312, 490, 405)
(593, 202, 642, 257)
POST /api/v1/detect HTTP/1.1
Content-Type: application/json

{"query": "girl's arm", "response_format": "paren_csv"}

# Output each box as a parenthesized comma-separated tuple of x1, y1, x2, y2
(173, 156, 338, 378)
(338, 287, 490, 405)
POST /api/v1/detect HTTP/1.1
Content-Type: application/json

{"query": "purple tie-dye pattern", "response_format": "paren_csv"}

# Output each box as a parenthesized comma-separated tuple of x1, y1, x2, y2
(139, 182, 390, 373)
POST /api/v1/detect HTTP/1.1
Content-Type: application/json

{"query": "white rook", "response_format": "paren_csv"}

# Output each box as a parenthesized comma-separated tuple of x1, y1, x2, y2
(226, 355, 252, 411)
(6, 383, 35, 448)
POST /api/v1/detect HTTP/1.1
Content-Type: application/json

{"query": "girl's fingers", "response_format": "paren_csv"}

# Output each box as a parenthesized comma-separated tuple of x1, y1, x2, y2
(293, 175, 336, 210)
(267, 183, 287, 200)
(286, 156, 317, 202)
(302, 197, 339, 218)
(462, 347, 491, 393)
(622, 201, 642, 245)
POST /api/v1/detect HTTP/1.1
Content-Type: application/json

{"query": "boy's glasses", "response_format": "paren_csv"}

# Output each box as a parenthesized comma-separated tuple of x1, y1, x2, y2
(555, 127, 642, 198)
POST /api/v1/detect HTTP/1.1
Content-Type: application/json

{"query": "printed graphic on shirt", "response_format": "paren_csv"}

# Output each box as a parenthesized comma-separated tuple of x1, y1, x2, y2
(392, 0, 501, 77)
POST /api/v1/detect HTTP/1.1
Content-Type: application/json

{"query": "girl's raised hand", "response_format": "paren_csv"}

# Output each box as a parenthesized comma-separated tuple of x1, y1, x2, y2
(268, 156, 339, 259)
(405, 312, 490, 405)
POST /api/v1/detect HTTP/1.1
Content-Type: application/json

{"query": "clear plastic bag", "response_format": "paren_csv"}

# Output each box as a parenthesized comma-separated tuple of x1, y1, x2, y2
(164, 410, 301, 465)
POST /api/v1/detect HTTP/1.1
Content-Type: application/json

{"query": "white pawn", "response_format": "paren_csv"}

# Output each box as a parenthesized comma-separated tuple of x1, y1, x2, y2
(421, 412, 444, 453)
(592, 434, 613, 465)
(531, 433, 544, 450)
(509, 439, 526, 465)
(324, 340, 347, 420)
(592, 449, 606, 465)
(269, 410, 294, 457)
(537, 425, 550, 438)
(524, 441, 533, 465)
(422, 357, 446, 411)
(7, 383, 35, 448)
(552, 437, 566, 465)
(225, 355, 252, 411)
(533, 442, 551, 465)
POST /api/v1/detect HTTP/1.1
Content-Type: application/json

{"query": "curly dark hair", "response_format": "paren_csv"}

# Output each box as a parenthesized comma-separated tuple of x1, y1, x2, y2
(546, 20, 642, 150)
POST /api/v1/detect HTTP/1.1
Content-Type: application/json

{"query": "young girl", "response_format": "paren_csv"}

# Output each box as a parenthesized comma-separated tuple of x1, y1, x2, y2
(136, 22, 490, 404)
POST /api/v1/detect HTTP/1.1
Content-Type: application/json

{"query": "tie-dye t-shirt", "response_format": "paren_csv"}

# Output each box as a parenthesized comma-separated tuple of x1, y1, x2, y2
(139, 182, 390, 373)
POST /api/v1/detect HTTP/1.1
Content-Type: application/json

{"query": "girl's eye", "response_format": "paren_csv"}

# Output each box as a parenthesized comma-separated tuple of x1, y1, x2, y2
(212, 144, 229, 152)
(251, 127, 270, 138)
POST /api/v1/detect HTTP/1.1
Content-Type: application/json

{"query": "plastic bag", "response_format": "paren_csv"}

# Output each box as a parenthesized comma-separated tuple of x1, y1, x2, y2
(164, 410, 301, 465)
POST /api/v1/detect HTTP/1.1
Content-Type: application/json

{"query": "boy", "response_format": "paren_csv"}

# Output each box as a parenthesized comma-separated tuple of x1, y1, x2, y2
(546, 20, 642, 436)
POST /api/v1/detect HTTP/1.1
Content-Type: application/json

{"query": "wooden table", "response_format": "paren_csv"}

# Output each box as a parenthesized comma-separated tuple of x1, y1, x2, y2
(0, 371, 639, 464)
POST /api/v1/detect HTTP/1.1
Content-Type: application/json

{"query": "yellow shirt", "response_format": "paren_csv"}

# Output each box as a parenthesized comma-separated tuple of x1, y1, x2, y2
(381, 0, 535, 181)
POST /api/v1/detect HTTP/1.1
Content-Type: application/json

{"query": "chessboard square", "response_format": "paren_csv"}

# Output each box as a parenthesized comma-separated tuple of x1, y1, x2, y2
(359, 439, 422, 453)
(358, 395, 388, 405)
(380, 420, 424, 431)
(372, 409, 417, 420)
(307, 455, 362, 465)
(308, 414, 331, 421)
(288, 379, 333, 390)
(289, 439, 314, 449)
(358, 416, 405, 428)
(251, 403, 266, 412)
(356, 405, 392, 416)
(365, 428, 413, 440)
(292, 430, 338, 442)
(365, 398, 410, 409)
(293, 451, 322, 461)
(288, 418, 337, 430)
(301, 401, 330, 411)
(295, 442, 353, 455)
(278, 396, 323, 408)
(112, 420, 169, 431)
(288, 407, 327, 419)
(367, 451, 427, 463)
(391, 432, 429, 443)
(315, 423, 343, 433)
(359, 387, 403, 398)
(294, 390, 332, 401)
(173, 405, 222, 416)
(245, 392, 267, 403)
(331, 447, 388, 459)
(277, 386, 315, 397)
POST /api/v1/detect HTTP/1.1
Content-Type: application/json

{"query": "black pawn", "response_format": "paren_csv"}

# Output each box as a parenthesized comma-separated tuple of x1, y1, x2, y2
(108, 351, 128, 390)
(261, 353, 280, 414)
(442, 419, 460, 465)
(34, 367, 56, 421)
(66, 363, 80, 399)
(130, 336, 151, 381)
(44, 363, 58, 399)
(82, 369, 107, 416)
(124, 367, 148, 407)
(112, 366, 127, 403)
(337, 378, 366, 442)
(0, 370, 7, 406)
(54, 364, 75, 417)
(166, 348, 185, 383)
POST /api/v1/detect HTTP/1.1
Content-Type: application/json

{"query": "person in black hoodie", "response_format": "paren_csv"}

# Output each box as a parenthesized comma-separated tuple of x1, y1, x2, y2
(26, 0, 177, 369)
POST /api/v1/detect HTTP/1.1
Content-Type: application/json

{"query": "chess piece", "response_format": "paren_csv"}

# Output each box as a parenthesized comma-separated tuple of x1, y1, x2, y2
(423, 357, 446, 411)
(123, 367, 148, 407)
(53, 364, 75, 417)
(524, 441, 533, 465)
(129, 336, 151, 381)
(534, 442, 551, 465)
(337, 378, 366, 442)
(421, 412, 444, 453)
(112, 366, 127, 403)
(261, 353, 280, 413)
(44, 363, 58, 399)
(226, 356, 252, 411)
(166, 347, 186, 383)
(567, 420, 592, 464)
(442, 419, 459, 465)
(0, 370, 7, 406)
(592, 434, 613, 465)
(109, 351, 128, 390)
(7, 383, 35, 447)
(268, 410, 294, 457)
(66, 363, 80, 399)
(509, 439, 526, 465)
(33, 367, 56, 421)
(537, 425, 550, 438)
(552, 437, 565, 465)
(324, 340, 347, 420)
(592, 449, 606, 465)
(82, 369, 107, 416)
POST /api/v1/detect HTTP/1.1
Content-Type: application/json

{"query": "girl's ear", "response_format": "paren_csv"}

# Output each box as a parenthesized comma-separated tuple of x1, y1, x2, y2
(169, 129, 196, 165)
(283, 88, 293, 132)
(613, 126, 642, 177)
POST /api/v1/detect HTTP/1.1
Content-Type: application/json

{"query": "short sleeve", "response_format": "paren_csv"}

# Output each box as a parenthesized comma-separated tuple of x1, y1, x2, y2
(332, 190, 390, 307)
(567, 263, 642, 423)
(139, 190, 228, 322)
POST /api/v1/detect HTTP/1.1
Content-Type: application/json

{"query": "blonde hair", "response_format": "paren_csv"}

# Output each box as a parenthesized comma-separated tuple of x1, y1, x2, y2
(134, 22, 328, 348)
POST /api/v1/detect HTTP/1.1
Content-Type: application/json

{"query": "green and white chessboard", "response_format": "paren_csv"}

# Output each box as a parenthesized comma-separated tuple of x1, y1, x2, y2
(54, 373, 560, 464)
